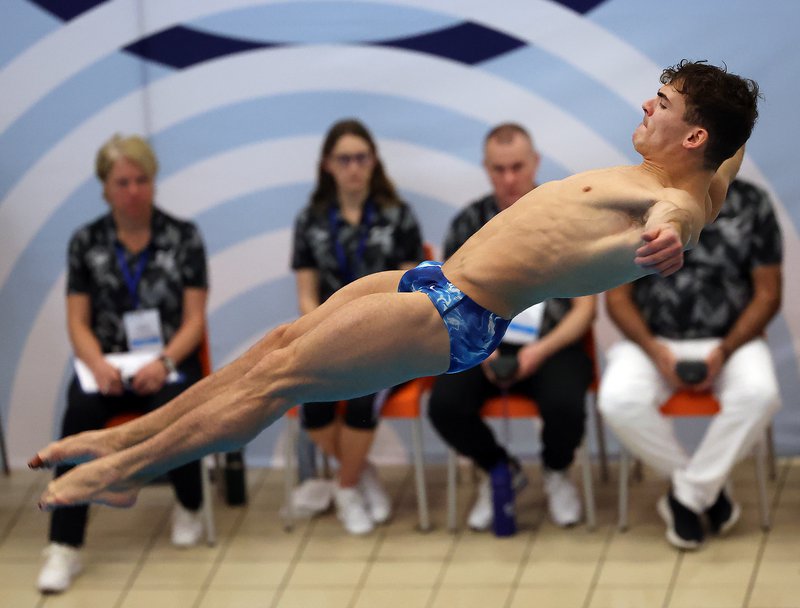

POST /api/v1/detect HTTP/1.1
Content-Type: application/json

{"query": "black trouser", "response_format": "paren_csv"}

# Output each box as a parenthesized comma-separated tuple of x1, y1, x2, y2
(49, 356, 203, 548)
(301, 393, 382, 431)
(428, 344, 591, 473)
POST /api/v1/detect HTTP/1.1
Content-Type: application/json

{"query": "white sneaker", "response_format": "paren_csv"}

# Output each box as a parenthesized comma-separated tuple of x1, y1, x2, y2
(37, 543, 83, 594)
(467, 478, 493, 531)
(358, 463, 391, 523)
(171, 504, 204, 547)
(334, 484, 374, 535)
(543, 469, 582, 527)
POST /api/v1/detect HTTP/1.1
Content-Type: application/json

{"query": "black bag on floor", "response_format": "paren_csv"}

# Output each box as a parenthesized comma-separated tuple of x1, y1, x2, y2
(223, 450, 248, 506)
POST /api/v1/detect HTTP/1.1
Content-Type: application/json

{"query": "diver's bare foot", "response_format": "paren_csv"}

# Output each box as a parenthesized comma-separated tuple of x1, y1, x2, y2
(37, 458, 141, 510)
(29, 428, 123, 470)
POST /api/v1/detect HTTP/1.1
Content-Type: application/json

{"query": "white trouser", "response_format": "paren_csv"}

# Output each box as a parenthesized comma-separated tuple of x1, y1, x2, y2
(599, 337, 781, 512)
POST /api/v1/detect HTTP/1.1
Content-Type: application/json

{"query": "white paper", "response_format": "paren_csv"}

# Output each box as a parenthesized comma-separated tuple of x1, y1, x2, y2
(73, 352, 180, 393)
(503, 301, 547, 345)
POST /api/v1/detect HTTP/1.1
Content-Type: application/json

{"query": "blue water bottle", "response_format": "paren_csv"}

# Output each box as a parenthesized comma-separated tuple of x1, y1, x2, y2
(490, 461, 517, 537)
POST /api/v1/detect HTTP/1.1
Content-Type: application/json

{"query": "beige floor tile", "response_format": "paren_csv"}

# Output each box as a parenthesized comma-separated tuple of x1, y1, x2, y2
(431, 585, 512, 608)
(518, 559, 596, 587)
(353, 587, 432, 608)
(287, 559, 368, 587)
(510, 586, 590, 608)
(197, 588, 278, 608)
(453, 530, 530, 561)
(40, 588, 125, 608)
(673, 559, 755, 587)
(75, 560, 139, 588)
(131, 559, 215, 587)
(363, 559, 443, 586)
(300, 529, 380, 560)
(587, 586, 668, 608)
(376, 532, 454, 560)
(595, 558, 675, 587)
(753, 559, 800, 585)
(276, 587, 354, 607)
(0, 559, 44, 588)
(749, 584, 800, 608)
(669, 584, 751, 608)
(1, 462, 798, 608)
(441, 559, 519, 586)
(208, 560, 291, 588)
(224, 532, 304, 561)
(0, 586, 41, 608)
(118, 588, 203, 608)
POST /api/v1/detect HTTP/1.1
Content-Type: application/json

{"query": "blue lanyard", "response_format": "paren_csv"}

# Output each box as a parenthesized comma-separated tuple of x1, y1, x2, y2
(115, 244, 150, 310)
(328, 200, 374, 285)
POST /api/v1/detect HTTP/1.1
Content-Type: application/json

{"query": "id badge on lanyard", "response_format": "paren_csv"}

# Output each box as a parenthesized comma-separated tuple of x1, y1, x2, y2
(329, 200, 374, 285)
(116, 244, 164, 352)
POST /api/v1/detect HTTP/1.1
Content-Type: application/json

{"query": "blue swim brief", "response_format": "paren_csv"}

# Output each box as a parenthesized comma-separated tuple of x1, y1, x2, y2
(397, 261, 510, 374)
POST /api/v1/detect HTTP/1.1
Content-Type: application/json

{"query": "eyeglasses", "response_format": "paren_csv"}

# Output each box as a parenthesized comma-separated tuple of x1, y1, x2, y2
(331, 152, 372, 168)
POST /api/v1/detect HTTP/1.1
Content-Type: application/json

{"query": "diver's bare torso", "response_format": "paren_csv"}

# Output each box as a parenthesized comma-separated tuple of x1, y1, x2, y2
(442, 165, 706, 318)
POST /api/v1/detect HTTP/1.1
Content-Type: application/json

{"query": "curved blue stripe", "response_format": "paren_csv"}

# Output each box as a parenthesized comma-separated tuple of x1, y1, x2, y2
(0, 1, 63, 70)
(196, 184, 312, 254)
(0, 52, 174, 202)
(150, 91, 493, 175)
(189, 2, 461, 44)
(208, 276, 298, 365)
(480, 46, 642, 163)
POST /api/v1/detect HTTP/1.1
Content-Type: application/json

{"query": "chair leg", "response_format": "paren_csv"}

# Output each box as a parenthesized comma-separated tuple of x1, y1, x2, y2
(579, 441, 596, 531)
(0, 414, 9, 475)
(618, 449, 630, 531)
(283, 417, 298, 531)
(766, 423, 777, 481)
(200, 456, 217, 546)
(411, 418, 430, 532)
(590, 398, 609, 483)
(446, 448, 458, 532)
(754, 433, 771, 531)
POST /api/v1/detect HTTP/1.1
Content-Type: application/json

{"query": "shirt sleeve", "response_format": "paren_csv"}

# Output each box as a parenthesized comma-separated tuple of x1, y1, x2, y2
(66, 228, 91, 295)
(443, 208, 480, 260)
(749, 185, 783, 268)
(291, 208, 318, 270)
(395, 203, 425, 263)
(180, 222, 209, 289)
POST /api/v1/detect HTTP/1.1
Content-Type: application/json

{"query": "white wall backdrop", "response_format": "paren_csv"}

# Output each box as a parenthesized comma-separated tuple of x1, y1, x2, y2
(1, 0, 798, 468)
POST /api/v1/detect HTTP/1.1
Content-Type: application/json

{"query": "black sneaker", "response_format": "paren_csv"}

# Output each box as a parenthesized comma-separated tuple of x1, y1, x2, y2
(657, 492, 704, 550)
(706, 488, 741, 535)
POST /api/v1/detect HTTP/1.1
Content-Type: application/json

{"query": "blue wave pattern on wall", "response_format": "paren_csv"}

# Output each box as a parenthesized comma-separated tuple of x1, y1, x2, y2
(28, 0, 605, 71)
(27, 0, 107, 21)
(123, 22, 525, 69)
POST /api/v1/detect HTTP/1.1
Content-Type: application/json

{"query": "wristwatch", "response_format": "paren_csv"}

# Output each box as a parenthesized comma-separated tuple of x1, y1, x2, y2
(159, 354, 177, 375)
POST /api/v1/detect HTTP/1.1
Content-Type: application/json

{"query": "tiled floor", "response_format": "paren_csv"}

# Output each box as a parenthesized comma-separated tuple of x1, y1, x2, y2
(1, 457, 798, 608)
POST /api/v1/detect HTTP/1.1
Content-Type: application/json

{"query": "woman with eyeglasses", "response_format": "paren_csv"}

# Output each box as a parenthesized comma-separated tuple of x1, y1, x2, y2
(291, 119, 425, 535)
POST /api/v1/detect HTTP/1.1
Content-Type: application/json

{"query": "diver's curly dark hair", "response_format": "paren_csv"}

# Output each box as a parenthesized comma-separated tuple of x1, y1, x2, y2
(661, 60, 761, 170)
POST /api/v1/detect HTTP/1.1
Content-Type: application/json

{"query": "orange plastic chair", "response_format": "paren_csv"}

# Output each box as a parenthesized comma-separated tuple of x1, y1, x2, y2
(445, 330, 601, 531)
(283, 376, 434, 532)
(104, 331, 217, 545)
(617, 390, 771, 531)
